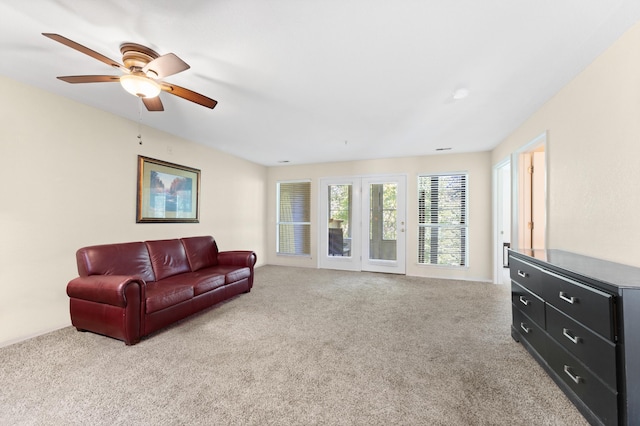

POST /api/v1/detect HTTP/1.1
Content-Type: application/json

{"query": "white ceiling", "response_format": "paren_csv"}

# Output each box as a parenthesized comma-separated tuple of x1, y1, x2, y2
(1, 1, 639, 166)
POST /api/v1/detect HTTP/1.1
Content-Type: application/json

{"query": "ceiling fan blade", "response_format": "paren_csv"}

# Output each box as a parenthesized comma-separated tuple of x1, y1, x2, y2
(142, 96, 164, 111)
(143, 53, 190, 79)
(57, 75, 121, 83)
(42, 33, 127, 73)
(161, 82, 217, 109)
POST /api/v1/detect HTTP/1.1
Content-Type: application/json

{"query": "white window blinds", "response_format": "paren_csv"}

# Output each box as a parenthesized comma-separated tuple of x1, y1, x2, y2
(417, 173, 468, 266)
(277, 181, 311, 255)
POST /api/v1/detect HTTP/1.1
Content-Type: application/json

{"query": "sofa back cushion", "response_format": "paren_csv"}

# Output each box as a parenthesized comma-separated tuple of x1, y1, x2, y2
(181, 236, 219, 271)
(145, 239, 191, 280)
(76, 242, 156, 282)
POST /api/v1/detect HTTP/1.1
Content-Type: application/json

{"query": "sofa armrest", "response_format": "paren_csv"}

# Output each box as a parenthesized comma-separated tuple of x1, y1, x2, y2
(217, 251, 257, 268)
(67, 275, 145, 308)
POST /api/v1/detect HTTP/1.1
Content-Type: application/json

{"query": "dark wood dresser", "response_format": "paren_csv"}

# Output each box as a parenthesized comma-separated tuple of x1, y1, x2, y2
(509, 249, 640, 426)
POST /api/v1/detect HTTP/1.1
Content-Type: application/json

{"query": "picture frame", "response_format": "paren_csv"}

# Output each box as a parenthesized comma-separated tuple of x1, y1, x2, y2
(137, 155, 200, 223)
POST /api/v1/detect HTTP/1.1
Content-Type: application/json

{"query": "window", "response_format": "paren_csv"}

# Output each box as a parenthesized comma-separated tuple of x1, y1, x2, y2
(277, 181, 311, 255)
(418, 173, 467, 266)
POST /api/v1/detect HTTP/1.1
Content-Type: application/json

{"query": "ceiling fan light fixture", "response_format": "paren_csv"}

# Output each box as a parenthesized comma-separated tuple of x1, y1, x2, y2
(120, 73, 161, 98)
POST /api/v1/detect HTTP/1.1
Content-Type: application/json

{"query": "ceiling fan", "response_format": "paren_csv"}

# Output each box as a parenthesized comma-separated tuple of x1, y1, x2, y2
(42, 33, 217, 111)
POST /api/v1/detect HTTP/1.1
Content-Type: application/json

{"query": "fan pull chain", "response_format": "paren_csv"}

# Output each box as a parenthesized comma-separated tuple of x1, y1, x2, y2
(137, 99, 143, 145)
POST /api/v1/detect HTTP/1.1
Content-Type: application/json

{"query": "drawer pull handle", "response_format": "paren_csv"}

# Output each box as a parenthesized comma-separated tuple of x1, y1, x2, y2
(562, 328, 581, 344)
(559, 291, 577, 305)
(520, 322, 531, 334)
(563, 365, 582, 384)
(519, 296, 530, 306)
(517, 270, 527, 278)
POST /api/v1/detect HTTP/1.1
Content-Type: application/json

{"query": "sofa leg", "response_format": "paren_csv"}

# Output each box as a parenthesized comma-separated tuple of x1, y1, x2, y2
(76, 327, 87, 332)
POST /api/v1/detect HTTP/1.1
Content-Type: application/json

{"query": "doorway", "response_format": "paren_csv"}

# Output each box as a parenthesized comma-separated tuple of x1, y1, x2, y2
(319, 175, 406, 274)
(493, 132, 547, 284)
(512, 132, 547, 251)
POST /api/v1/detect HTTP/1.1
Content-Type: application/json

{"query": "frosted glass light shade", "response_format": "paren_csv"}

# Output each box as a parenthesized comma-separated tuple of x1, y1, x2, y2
(120, 74, 161, 98)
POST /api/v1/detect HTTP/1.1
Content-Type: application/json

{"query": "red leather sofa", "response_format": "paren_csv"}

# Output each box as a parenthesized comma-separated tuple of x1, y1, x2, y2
(66, 236, 257, 345)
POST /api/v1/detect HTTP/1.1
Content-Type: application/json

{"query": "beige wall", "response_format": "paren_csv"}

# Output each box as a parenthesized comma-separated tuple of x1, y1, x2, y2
(0, 76, 267, 346)
(492, 20, 640, 267)
(267, 152, 493, 281)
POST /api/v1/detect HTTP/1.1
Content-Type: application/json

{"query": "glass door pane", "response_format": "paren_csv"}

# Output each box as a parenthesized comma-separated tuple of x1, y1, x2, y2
(368, 183, 397, 261)
(328, 184, 352, 257)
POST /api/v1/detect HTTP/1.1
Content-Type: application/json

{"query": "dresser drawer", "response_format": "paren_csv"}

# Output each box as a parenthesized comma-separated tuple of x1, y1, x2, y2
(512, 306, 547, 358)
(510, 256, 543, 296)
(546, 304, 617, 389)
(511, 281, 545, 329)
(547, 339, 618, 425)
(542, 270, 614, 341)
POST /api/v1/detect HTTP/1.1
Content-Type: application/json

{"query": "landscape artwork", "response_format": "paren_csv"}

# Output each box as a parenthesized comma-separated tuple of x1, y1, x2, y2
(137, 156, 200, 223)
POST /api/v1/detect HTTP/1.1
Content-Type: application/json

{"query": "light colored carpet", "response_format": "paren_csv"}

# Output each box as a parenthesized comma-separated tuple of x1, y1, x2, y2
(0, 266, 588, 425)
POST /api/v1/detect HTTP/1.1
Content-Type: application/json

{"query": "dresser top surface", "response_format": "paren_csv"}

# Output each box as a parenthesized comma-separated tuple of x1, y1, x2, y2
(510, 248, 640, 290)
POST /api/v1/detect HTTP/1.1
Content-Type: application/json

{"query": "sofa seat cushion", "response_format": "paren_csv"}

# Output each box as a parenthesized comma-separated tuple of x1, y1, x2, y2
(190, 271, 226, 295)
(160, 271, 226, 296)
(145, 282, 194, 314)
(201, 265, 251, 284)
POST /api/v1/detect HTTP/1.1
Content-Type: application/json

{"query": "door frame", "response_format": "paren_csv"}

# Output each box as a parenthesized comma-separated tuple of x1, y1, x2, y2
(492, 157, 511, 284)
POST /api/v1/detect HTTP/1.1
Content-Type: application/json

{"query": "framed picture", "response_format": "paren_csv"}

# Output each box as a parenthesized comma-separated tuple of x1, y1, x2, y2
(137, 155, 200, 223)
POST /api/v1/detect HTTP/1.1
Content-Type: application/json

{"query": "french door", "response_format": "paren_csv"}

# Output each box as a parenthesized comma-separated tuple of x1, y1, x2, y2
(319, 175, 406, 274)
